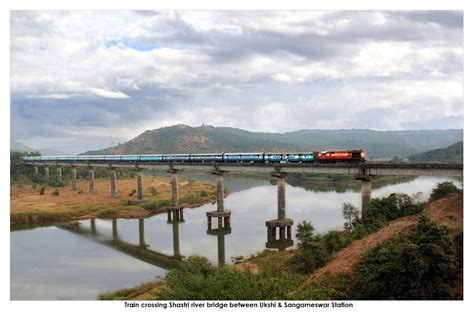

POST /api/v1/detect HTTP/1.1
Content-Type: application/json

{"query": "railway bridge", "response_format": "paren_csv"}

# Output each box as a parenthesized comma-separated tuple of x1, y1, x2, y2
(25, 157, 463, 249)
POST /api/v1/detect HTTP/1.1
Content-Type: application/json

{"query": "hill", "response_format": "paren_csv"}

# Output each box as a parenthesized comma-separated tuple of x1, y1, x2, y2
(11, 140, 70, 156)
(408, 141, 463, 163)
(11, 140, 35, 152)
(83, 125, 463, 158)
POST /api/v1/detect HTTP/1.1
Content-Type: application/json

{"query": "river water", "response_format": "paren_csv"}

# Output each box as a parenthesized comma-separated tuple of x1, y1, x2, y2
(10, 175, 462, 300)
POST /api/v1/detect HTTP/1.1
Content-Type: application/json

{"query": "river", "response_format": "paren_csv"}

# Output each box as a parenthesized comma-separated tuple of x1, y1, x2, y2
(10, 175, 462, 300)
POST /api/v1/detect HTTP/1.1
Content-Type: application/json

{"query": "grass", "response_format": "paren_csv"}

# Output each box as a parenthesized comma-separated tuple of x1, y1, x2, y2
(99, 281, 166, 300)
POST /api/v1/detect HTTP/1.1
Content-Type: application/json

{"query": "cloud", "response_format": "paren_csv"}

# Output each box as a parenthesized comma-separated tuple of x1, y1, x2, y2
(10, 10, 463, 153)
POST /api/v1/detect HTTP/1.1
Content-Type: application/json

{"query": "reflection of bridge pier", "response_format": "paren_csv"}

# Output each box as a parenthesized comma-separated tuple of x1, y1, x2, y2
(112, 218, 118, 240)
(139, 218, 147, 248)
(91, 218, 96, 235)
(58, 217, 183, 269)
(266, 172, 294, 251)
(207, 225, 231, 265)
(166, 211, 184, 259)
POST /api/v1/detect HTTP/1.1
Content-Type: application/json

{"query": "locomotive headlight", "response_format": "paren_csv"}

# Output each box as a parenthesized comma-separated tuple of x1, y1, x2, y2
(361, 152, 365, 157)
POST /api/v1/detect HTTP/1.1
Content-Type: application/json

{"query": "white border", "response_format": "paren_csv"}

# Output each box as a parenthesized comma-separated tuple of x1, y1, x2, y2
(2, 1, 471, 315)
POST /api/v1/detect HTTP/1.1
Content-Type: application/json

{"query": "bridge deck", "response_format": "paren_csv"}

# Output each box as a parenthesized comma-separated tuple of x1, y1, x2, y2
(26, 160, 463, 177)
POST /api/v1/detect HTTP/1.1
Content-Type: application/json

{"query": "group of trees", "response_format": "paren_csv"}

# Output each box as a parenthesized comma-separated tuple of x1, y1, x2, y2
(356, 213, 461, 299)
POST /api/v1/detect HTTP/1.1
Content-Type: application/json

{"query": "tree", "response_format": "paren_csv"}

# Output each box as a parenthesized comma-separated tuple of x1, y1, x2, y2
(342, 203, 360, 231)
(356, 213, 458, 299)
(10, 151, 41, 183)
(295, 220, 315, 246)
(429, 182, 460, 202)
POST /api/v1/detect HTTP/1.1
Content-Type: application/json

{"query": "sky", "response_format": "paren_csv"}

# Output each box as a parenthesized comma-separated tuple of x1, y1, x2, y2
(10, 10, 463, 154)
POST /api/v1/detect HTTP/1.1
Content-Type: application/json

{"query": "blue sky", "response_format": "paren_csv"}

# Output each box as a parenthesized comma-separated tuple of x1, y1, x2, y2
(10, 10, 463, 153)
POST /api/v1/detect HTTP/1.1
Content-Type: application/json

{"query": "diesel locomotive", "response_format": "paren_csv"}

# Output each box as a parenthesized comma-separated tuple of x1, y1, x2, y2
(23, 149, 366, 164)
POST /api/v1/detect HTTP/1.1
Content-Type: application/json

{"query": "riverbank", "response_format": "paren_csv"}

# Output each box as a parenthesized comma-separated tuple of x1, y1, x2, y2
(10, 175, 218, 229)
(99, 191, 463, 300)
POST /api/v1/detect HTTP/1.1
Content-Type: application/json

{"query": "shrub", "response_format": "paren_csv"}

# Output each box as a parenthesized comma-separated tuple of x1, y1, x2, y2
(356, 213, 458, 299)
(291, 221, 330, 274)
(128, 189, 136, 197)
(454, 231, 463, 270)
(323, 230, 352, 254)
(180, 193, 200, 204)
(429, 182, 460, 202)
(148, 186, 158, 196)
(142, 198, 170, 211)
(342, 203, 361, 231)
(199, 190, 209, 197)
(295, 220, 315, 246)
(38, 186, 45, 195)
(364, 193, 423, 229)
(51, 189, 59, 196)
(156, 256, 304, 300)
(77, 190, 83, 194)
(290, 242, 329, 274)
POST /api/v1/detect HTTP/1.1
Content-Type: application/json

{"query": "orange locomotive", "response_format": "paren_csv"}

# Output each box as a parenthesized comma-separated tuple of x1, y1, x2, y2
(315, 149, 366, 163)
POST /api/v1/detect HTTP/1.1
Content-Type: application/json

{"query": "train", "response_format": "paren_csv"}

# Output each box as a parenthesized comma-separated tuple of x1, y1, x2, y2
(22, 149, 366, 164)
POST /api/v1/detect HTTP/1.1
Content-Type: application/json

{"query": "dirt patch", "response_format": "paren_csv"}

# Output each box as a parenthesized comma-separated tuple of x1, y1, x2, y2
(11, 175, 216, 227)
(424, 192, 463, 230)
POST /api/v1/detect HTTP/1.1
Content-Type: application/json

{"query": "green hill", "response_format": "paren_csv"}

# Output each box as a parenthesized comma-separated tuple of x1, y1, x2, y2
(408, 141, 463, 163)
(83, 124, 463, 158)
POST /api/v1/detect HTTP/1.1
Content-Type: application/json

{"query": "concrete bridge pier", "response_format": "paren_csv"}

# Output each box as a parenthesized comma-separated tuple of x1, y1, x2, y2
(136, 169, 144, 201)
(33, 165, 38, 176)
(167, 207, 185, 223)
(71, 167, 77, 191)
(44, 166, 49, 180)
(88, 168, 95, 193)
(361, 178, 372, 219)
(56, 167, 63, 185)
(265, 172, 294, 251)
(206, 170, 231, 230)
(169, 169, 180, 207)
(110, 168, 117, 198)
(166, 168, 184, 222)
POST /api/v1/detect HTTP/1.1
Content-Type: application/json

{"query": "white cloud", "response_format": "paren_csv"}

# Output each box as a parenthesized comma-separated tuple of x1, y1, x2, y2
(10, 10, 463, 152)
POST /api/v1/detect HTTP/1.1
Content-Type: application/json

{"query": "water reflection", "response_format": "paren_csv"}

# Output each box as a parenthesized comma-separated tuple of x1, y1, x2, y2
(11, 175, 462, 300)
(58, 217, 183, 270)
